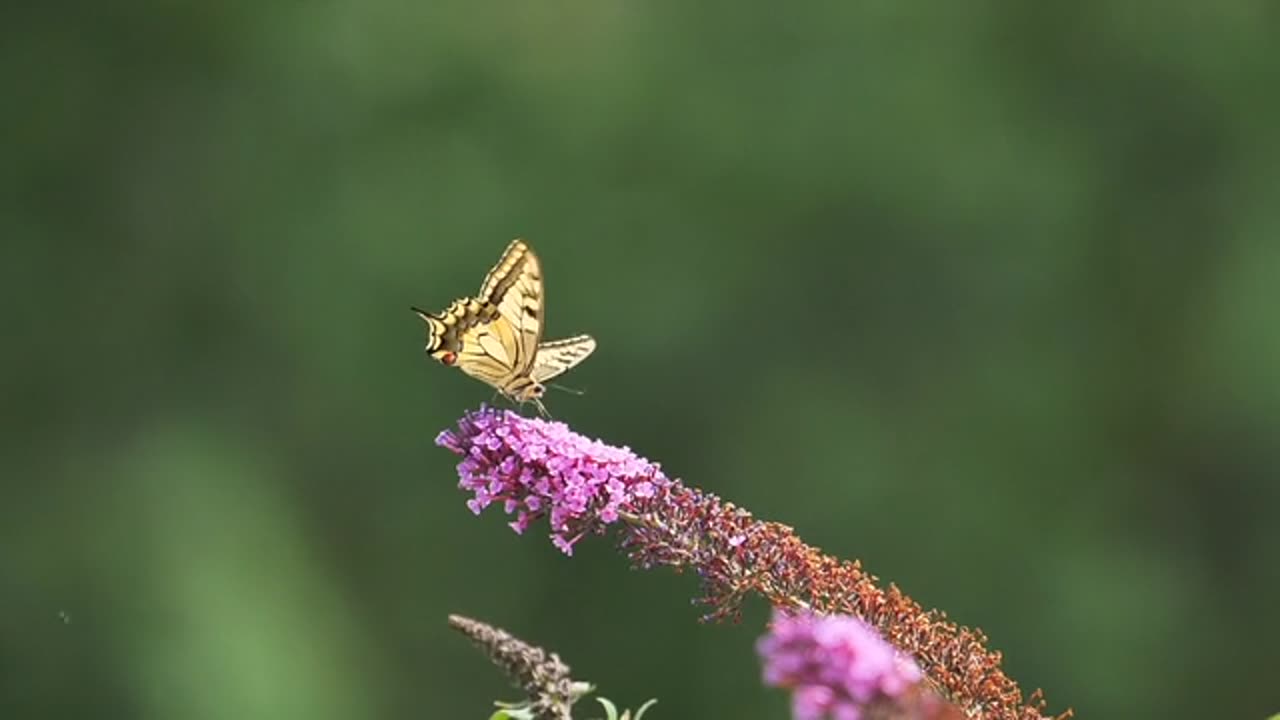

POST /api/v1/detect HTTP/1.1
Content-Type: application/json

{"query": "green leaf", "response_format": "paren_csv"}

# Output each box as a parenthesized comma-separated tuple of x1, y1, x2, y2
(595, 697, 620, 720)
(633, 698, 659, 720)
(489, 703, 536, 720)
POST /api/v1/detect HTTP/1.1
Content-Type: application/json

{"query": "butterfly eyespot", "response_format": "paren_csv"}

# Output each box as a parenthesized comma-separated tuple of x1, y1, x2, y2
(440, 351, 457, 366)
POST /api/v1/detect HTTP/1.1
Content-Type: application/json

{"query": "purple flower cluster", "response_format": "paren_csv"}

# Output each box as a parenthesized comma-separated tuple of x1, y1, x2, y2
(436, 407, 671, 554)
(758, 610, 923, 720)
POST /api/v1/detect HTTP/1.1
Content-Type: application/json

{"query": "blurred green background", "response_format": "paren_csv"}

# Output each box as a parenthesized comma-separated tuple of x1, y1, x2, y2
(4, 2, 1278, 719)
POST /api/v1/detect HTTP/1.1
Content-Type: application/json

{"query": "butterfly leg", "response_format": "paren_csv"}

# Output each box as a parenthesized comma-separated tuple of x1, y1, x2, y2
(532, 397, 552, 419)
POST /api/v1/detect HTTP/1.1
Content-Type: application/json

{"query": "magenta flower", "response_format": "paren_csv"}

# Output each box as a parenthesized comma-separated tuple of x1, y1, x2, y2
(438, 408, 1066, 720)
(758, 610, 923, 720)
(436, 407, 670, 554)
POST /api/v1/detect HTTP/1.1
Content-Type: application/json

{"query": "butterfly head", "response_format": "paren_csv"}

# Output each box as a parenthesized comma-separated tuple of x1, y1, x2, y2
(511, 382, 546, 403)
(516, 384, 551, 418)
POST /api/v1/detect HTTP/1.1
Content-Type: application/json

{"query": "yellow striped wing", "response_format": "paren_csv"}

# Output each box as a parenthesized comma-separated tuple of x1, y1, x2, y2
(480, 239, 543, 384)
(531, 335, 597, 384)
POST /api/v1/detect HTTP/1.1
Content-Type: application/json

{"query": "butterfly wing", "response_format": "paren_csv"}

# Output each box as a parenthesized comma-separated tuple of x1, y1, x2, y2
(478, 239, 534, 304)
(531, 335, 597, 384)
(448, 240, 544, 394)
(413, 297, 494, 362)
(451, 314, 523, 390)
(479, 239, 543, 379)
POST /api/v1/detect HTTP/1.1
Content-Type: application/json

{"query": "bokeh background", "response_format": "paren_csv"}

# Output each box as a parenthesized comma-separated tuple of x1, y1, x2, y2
(4, 2, 1278, 719)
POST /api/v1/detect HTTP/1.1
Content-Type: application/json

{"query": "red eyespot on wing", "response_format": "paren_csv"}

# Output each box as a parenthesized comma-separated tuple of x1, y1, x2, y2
(440, 351, 457, 366)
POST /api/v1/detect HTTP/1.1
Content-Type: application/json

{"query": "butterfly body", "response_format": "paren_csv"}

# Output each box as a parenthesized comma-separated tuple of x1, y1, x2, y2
(414, 239, 595, 415)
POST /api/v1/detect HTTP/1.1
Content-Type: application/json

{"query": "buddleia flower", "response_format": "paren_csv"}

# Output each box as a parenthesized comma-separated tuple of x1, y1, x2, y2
(758, 609, 967, 720)
(437, 408, 1071, 720)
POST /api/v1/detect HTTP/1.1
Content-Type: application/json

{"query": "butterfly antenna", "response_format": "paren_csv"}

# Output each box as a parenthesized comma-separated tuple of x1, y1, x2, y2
(548, 383, 586, 396)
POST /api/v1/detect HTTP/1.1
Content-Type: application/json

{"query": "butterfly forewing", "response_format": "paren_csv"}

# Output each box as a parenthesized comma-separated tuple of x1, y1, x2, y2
(531, 335, 597, 384)
(478, 240, 537, 306)
(488, 241, 543, 377)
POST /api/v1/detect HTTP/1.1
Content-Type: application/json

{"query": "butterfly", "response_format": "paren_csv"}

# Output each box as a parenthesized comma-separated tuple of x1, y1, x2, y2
(413, 239, 596, 416)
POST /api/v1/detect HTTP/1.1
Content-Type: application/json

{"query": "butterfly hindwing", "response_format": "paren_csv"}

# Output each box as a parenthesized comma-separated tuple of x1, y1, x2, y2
(413, 296, 495, 359)
(453, 321, 519, 387)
